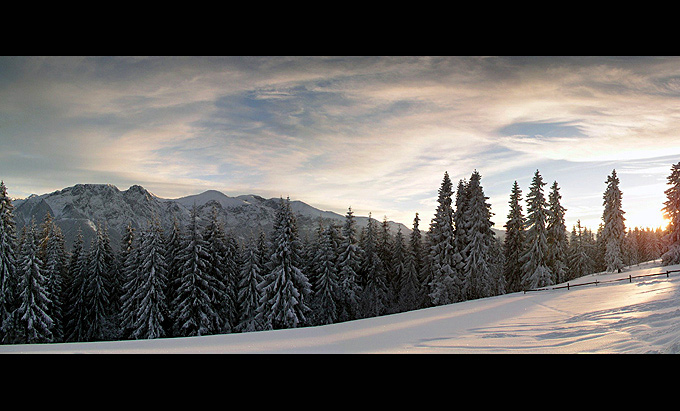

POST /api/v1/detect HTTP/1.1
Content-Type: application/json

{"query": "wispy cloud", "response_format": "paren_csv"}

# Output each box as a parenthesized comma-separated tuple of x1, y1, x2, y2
(1, 56, 678, 229)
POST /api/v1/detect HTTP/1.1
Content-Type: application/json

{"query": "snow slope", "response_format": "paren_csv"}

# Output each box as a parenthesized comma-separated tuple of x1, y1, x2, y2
(2, 261, 679, 354)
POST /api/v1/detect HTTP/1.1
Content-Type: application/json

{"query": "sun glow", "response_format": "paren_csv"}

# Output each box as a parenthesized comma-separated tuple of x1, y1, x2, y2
(625, 209, 669, 231)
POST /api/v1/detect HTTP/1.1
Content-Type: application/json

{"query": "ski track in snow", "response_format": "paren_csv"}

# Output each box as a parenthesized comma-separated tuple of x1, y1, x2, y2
(2, 261, 680, 354)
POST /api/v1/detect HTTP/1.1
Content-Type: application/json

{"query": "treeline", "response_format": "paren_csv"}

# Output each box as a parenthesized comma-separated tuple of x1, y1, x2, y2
(1, 162, 679, 344)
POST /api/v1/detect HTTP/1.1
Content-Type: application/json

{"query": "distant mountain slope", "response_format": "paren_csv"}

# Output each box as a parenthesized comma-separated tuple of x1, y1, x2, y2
(12, 184, 412, 252)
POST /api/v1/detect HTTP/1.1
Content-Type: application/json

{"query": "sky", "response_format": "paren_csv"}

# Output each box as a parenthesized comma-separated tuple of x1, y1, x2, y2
(1, 56, 678, 232)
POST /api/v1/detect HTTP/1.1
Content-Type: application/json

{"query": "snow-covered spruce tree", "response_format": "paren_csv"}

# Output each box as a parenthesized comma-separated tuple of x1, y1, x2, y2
(601, 170, 626, 273)
(0, 181, 18, 343)
(520, 170, 553, 290)
(237, 232, 265, 332)
(16, 219, 53, 344)
(118, 222, 139, 339)
(203, 206, 230, 333)
(462, 170, 501, 300)
(400, 213, 424, 311)
(592, 224, 606, 273)
(304, 219, 325, 289)
(662, 162, 680, 265)
(503, 181, 526, 293)
(547, 181, 569, 284)
(567, 220, 591, 280)
(623, 228, 640, 266)
(64, 228, 89, 342)
(310, 223, 341, 325)
(389, 226, 407, 313)
(172, 205, 215, 337)
(644, 228, 663, 262)
(336, 207, 363, 322)
(453, 178, 469, 276)
(82, 222, 115, 342)
(428, 172, 463, 305)
(378, 216, 396, 305)
(163, 217, 182, 335)
(257, 197, 311, 330)
(359, 212, 389, 318)
(223, 232, 241, 333)
(419, 231, 435, 308)
(130, 217, 168, 339)
(39, 214, 67, 342)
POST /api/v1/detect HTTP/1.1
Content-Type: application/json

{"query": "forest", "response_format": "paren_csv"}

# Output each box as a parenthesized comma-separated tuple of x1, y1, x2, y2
(1, 162, 679, 345)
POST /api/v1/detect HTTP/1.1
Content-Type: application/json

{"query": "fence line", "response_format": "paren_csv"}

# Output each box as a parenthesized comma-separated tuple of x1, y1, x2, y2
(523, 269, 680, 294)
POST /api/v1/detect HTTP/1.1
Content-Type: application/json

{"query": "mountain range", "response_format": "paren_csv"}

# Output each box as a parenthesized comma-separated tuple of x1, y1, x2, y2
(11, 184, 414, 252)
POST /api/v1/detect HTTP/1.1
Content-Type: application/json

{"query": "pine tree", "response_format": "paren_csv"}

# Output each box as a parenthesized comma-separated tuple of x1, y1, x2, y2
(429, 172, 463, 305)
(453, 178, 469, 275)
(82, 222, 114, 342)
(336, 207, 363, 322)
(172, 205, 215, 337)
(203, 206, 230, 333)
(119, 222, 139, 339)
(378, 216, 395, 302)
(223, 232, 241, 332)
(359, 212, 389, 317)
(602, 170, 626, 272)
(130, 217, 168, 339)
(390, 226, 407, 313)
(400, 213, 423, 311)
(0, 181, 18, 343)
(39, 214, 67, 342)
(237, 232, 265, 332)
(163, 217, 182, 335)
(503, 181, 525, 293)
(462, 170, 500, 300)
(16, 219, 53, 343)
(520, 170, 553, 289)
(547, 181, 569, 284)
(310, 223, 341, 325)
(662, 162, 680, 265)
(257, 197, 311, 330)
(64, 228, 88, 342)
(567, 220, 591, 280)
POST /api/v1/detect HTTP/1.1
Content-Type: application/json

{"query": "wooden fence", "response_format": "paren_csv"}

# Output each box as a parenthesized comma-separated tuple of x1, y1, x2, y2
(524, 269, 680, 294)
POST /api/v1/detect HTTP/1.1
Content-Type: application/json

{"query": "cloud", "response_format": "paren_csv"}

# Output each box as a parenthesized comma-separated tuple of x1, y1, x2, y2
(1, 56, 679, 229)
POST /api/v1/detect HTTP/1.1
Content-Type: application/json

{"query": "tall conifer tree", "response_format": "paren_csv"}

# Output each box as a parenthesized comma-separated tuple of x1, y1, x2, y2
(310, 223, 341, 325)
(172, 205, 214, 337)
(257, 197, 311, 329)
(0, 181, 18, 343)
(336, 207, 363, 322)
(520, 170, 553, 289)
(503, 181, 525, 293)
(237, 232, 265, 332)
(662, 162, 680, 265)
(83, 222, 114, 341)
(547, 181, 569, 284)
(64, 228, 88, 342)
(130, 217, 168, 339)
(16, 220, 53, 343)
(602, 170, 626, 272)
(359, 213, 388, 317)
(400, 213, 423, 311)
(462, 170, 500, 299)
(429, 172, 463, 304)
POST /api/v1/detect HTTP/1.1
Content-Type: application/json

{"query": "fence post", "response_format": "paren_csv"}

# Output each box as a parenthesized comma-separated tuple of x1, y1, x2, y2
(667, 271, 670, 278)
(567, 283, 570, 290)
(629, 275, 632, 283)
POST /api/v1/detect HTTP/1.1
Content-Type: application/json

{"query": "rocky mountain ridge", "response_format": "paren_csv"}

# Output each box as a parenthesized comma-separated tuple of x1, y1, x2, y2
(12, 184, 412, 252)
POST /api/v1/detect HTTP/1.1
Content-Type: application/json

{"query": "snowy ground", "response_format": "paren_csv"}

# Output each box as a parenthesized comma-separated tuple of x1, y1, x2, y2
(2, 260, 680, 354)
